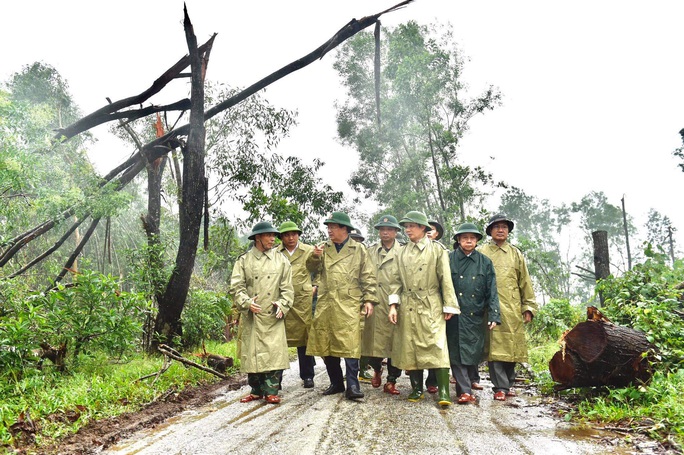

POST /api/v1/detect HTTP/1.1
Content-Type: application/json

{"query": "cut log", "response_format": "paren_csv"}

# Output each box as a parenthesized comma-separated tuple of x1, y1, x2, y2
(549, 320, 656, 389)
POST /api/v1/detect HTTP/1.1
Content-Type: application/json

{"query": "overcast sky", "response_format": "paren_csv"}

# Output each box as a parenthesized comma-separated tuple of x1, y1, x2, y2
(3, 0, 683, 248)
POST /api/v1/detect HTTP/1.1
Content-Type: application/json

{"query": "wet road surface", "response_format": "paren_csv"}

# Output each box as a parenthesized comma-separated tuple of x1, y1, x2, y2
(106, 359, 626, 455)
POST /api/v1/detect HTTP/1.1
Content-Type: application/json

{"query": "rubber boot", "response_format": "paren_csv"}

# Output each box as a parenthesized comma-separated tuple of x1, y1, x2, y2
(436, 368, 452, 406)
(408, 370, 424, 402)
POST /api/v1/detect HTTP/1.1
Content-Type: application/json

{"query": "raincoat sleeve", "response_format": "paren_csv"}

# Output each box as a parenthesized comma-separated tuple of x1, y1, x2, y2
(306, 249, 323, 275)
(359, 247, 379, 305)
(437, 247, 460, 314)
(517, 253, 537, 316)
(229, 254, 252, 314)
(274, 258, 294, 316)
(485, 258, 502, 324)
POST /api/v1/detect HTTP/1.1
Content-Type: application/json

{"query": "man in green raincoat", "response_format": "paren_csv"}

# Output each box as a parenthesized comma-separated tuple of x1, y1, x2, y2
(479, 213, 537, 401)
(388, 211, 460, 406)
(277, 221, 316, 389)
(306, 212, 378, 400)
(447, 222, 501, 404)
(230, 221, 294, 404)
(361, 214, 403, 395)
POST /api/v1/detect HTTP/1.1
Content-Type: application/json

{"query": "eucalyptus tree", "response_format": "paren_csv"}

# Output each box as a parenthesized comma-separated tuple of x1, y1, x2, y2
(334, 21, 501, 233)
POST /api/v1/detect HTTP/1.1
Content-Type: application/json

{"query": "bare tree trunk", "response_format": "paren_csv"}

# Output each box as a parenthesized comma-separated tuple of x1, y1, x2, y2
(151, 7, 207, 350)
(592, 230, 610, 306)
(621, 195, 632, 270)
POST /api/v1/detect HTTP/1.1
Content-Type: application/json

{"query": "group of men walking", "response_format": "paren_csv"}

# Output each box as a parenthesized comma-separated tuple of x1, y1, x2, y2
(229, 210, 537, 406)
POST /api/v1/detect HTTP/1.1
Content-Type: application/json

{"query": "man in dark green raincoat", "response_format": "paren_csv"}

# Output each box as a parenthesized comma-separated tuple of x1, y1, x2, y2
(446, 222, 501, 404)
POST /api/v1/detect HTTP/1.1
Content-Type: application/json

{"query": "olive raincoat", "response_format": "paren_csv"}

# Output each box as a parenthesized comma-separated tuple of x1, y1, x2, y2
(277, 242, 315, 347)
(305, 238, 377, 359)
(389, 236, 460, 370)
(446, 248, 501, 366)
(478, 240, 537, 363)
(361, 241, 402, 358)
(230, 247, 294, 373)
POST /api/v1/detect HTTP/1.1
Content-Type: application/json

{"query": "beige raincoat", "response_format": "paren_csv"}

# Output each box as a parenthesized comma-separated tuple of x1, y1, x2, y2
(229, 247, 293, 373)
(305, 238, 377, 358)
(478, 240, 537, 363)
(277, 242, 315, 347)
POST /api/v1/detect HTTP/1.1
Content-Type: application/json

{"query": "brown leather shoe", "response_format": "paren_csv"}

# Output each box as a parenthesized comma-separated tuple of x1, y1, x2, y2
(471, 382, 484, 390)
(239, 394, 262, 403)
(457, 393, 476, 404)
(493, 391, 506, 401)
(371, 369, 382, 388)
(265, 395, 281, 404)
(383, 382, 400, 395)
(450, 376, 457, 384)
(426, 385, 438, 394)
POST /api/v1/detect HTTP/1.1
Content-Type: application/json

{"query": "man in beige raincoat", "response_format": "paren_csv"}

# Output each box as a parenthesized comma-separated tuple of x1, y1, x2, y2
(306, 212, 377, 400)
(277, 221, 317, 389)
(361, 214, 403, 395)
(479, 213, 537, 401)
(388, 211, 460, 406)
(230, 221, 294, 404)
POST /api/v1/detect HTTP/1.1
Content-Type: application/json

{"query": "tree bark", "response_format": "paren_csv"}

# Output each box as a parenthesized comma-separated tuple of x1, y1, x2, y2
(592, 230, 610, 306)
(549, 320, 655, 389)
(151, 6, 207, 350)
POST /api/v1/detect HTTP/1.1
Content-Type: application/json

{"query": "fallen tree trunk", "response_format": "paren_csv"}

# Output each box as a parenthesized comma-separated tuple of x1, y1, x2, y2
(549, 319, 656, 389)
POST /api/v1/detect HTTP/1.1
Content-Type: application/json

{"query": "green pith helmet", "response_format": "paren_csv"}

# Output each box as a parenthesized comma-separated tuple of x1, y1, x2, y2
(453, 222, 483, 241)
(374, 214, 401, 230)
(277, 221, 302, 237)
(350, 229, 365, 243)
(247, 221, 280, 240)
(428, 219, 444, 240)
(323, 211, 356, 230)
(485, 213, 515, 236)
(399, 211, 431, 229)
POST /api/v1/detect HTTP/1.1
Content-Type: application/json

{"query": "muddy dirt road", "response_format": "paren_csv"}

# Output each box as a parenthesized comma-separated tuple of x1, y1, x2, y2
(105, 359, 629, 455)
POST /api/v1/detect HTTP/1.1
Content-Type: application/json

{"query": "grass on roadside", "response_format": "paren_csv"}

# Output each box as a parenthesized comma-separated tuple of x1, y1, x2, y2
(527, 337, 684, 449)
(0, 341, 238, 448)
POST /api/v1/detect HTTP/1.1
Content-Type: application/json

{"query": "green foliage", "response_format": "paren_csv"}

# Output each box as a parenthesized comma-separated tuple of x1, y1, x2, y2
(334, 21, 502, 229)
(0, 341, 237, 448)
(578, 369, 684, 446)
(0, 270, 151, 380)
(529, 299, 583, 344)
(597, 249, 684, 370)
(181, 290, 232, 349)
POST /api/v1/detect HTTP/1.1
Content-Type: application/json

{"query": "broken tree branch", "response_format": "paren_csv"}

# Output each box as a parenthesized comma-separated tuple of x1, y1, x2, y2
(158, 344, 228, 379)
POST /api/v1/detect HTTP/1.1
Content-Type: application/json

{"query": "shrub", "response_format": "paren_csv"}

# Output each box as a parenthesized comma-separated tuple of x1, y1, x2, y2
(181, 289, 232, 349)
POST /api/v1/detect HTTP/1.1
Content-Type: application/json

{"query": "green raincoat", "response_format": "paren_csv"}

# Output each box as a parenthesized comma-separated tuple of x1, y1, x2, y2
(446, 248, 501, 366)
(230, 247, 294, 373)
(305, 238, 377, 358)
(278, 242, 315, 347)
(478, 240, 537, 363)
(361, 241, 402, 358)
(389, 237, 460, 370)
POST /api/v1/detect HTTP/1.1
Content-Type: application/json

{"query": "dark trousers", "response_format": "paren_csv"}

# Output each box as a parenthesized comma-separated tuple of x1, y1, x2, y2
(488, 361, 516, 392)
(368, 357, 402, 383)
(297, 346, 316, 380)
(469, 363, 481, 383)
(451, 363, 473, 395)
(324, 356, 360, 390)
(425, 368, 437, 388)
(247, 370, 281, 396)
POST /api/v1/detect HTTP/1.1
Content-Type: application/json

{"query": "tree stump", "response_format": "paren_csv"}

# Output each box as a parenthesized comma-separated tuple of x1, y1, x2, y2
(549, 319, 656, 389)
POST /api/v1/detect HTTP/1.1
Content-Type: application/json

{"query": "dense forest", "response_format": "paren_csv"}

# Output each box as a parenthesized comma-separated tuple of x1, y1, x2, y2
(1, 12, 683, 452)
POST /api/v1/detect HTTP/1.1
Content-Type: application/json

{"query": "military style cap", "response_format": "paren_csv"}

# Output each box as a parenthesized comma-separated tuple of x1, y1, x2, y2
(323, 211, 356, 230)
(428, 219, 444, 240)
(247, 221, 279, 240)
(374, 214, 401, 230)
(399, 210, 431, 229)
(485, 213, 515, 236)
(278, 221, 302, 236)
(349, 229, 365, 243)
(453, 222, 483, 241)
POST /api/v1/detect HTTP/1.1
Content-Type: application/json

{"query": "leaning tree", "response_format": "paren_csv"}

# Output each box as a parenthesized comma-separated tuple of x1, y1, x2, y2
(0, 1, 413, 350)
